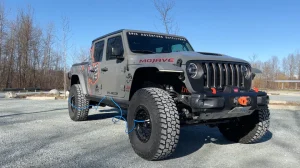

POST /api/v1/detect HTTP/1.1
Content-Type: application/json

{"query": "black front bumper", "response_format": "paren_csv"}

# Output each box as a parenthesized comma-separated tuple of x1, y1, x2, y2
(178, 90, 269, 120)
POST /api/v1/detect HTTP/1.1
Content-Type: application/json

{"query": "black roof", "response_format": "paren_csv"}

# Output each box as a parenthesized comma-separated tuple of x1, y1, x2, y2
(92, 29, 124, 43)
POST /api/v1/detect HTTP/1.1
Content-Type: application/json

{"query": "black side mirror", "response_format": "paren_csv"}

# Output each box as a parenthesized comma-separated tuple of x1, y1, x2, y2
(251, 73, 256, 79)
(112, 47, 123, 59)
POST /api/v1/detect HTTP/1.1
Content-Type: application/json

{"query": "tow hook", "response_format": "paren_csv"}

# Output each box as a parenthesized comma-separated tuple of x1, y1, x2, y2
(234, 96, 251, 106)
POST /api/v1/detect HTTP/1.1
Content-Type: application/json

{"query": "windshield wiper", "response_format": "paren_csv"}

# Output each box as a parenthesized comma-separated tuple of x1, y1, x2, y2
(132, 50, 155, 54)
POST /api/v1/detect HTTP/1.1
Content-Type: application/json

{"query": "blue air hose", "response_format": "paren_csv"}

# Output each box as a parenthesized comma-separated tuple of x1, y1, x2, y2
(68, 96, 145, 134)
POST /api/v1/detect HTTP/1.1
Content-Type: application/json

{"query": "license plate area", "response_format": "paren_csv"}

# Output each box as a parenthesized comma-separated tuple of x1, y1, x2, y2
(228, 106, 252, 113)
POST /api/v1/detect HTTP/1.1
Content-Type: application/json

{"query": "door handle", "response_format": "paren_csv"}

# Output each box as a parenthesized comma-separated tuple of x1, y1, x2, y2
(89, 69, 96, 72)
(101, 67, 108, 72)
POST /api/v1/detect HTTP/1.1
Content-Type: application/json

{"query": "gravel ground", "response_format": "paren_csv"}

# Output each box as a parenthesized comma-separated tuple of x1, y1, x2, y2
(269, 95, 300, 102)
(0, 99, 300, 168)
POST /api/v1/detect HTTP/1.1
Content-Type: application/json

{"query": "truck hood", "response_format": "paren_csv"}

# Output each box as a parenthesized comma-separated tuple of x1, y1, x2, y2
(129, 51, 249, 65)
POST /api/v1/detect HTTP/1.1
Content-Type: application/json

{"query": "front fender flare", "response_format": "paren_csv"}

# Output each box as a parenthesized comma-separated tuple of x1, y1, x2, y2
(134, 63, 184, 73)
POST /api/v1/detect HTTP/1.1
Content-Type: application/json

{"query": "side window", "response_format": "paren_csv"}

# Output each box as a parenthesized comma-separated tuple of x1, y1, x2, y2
(155, 47, 163, 53)
(171, 44, 187, 52)
(94, 40, 104, 62)
(106, 35, 123, 60)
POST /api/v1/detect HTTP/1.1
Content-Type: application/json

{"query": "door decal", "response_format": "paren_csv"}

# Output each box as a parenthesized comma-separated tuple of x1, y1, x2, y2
(126, 73, 133, 83)
(88, 62, 99, 85)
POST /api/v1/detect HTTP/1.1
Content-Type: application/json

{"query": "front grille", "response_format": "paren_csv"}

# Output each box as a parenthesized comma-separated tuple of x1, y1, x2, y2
(201, 62, 249, 89)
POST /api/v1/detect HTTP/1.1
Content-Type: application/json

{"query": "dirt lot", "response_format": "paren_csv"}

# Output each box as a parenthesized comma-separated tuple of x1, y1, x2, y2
(0, 99, 300, 168)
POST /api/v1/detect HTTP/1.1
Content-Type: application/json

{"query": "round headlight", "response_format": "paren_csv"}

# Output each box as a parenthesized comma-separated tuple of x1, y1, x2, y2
(241, 65, 251, 79)
(187, 63, 198, 78)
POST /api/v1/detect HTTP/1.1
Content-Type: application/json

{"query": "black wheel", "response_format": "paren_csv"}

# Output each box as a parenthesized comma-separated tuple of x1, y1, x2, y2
(135, 105, 152, 143)
(68, 84, 90, 121)
(127, 87, 180, 161)
(218, 106, 270, 143)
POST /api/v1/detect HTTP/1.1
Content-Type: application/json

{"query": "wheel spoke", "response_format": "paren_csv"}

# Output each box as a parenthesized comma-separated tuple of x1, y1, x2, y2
(135, 105, 152, 143)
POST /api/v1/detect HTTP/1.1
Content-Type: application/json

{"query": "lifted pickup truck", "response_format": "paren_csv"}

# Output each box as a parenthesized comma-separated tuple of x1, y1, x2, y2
(68, 29, 270, 161)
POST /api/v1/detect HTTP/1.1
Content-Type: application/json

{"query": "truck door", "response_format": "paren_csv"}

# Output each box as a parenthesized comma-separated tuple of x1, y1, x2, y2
(100, 34, 127, 98)
(87, 40, 105, 96)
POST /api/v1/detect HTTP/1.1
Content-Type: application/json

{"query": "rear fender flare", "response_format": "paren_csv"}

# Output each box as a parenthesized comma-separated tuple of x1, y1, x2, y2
(71, 74, 88, 95)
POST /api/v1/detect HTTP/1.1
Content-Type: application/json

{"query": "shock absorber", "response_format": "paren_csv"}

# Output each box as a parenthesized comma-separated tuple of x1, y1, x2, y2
(165, 85, 177, 99)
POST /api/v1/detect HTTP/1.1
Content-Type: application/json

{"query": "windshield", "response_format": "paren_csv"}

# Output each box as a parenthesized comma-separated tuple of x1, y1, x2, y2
(126, 32, 194, 54)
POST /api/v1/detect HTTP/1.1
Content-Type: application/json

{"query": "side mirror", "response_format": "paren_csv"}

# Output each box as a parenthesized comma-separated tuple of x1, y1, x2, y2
(251, 73, 256, 79)
(252, 68, 262, 74)
(251, 68, 261, 80)
(112, 47, 123, 59)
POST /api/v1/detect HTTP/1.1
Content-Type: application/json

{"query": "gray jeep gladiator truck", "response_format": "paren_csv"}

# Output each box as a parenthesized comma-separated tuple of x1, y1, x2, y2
(68, 29, 270, 161)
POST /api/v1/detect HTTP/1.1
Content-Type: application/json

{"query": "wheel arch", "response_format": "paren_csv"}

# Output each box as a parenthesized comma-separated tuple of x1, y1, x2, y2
(70, 74, 88, 95)
(129, 66, 185, 100)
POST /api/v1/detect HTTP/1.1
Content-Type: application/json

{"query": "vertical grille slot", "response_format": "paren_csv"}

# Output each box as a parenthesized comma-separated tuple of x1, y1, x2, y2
(205, 63, 211, 87)
(230, 64, 235, 86)
(203, 63, 207, 87)
(241, 65, 245, 87)
(218, 63, 223, 88)
(224, 64, 229, 85)
(235, 64, 240, 87)
(212, 63, 217, 87)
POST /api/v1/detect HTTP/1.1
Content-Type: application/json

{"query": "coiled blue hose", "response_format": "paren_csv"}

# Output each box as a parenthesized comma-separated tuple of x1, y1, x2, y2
(68, 96, 145, 133)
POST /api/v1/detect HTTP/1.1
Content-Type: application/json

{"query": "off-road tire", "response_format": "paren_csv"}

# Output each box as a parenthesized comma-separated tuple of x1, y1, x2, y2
(218, 106, 270, 143)
(128, 87, 180, 161)
(68, 84, 90, 121)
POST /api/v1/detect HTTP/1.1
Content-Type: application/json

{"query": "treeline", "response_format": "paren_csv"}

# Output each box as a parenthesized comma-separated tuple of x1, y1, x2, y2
(0, 4, 88, 91)
(250, 53, 300, 90)
(0, 5, 64, 90)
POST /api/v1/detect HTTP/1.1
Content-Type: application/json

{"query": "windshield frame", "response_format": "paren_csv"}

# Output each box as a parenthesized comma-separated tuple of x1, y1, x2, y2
(126, 31, 194, 54)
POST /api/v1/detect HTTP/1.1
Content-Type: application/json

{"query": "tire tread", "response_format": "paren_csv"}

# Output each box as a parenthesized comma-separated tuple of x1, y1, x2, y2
(70, 84, 89, 121)
(130, 87, 180, 160)
(219, 106, 270, 144)
(239, 106, 270, 143)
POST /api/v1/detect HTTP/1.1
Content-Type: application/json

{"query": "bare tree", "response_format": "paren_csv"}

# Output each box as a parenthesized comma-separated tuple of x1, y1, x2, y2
(72, 46, 89, 64)
(282, 57, 288, 76)
(0, 3, 6, 86)
(40, 23, 55, 88)
(152, 0, 179, 34)
(249, 54, 257, 63)
(16, 7, 34, 88)
(269, 56, 280, 88)
(31, 26, 42, 88)
(248, 54, 259, 68)
(296, 51, 300, 80)
(262, 61, 272, 88)
(61, 16, 71, 98)
(3, 21, 17, 88)
(286, 54, 295, 79)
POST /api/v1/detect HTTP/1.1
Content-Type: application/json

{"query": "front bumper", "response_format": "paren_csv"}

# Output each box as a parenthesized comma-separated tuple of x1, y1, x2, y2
(178, 90, 269, 120)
